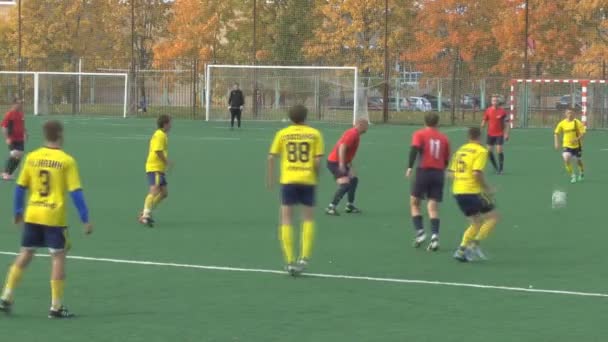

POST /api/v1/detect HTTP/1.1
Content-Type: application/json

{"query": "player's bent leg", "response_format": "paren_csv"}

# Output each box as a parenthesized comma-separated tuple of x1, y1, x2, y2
(496, 144, 504, 174)
(327, 176, 350, 216)
(562, 153, 576, 182)
(576, 155, 584, 181)
(0, 249, 34, 312)
(410, 196, 426, 248)
(345, 176, 361, 213)
(426, 200, 440, 251)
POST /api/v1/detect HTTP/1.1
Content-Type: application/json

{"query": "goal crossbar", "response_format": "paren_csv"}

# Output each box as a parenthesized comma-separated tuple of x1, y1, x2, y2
(0, 71, 129, 117)
(205, 64, 359, 123)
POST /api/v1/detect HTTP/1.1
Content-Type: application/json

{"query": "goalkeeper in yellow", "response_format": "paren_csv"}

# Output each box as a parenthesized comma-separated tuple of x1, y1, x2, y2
(449, 127, 500, 262)
(266, 105, 324, 276)
(554, 109, 585, 183)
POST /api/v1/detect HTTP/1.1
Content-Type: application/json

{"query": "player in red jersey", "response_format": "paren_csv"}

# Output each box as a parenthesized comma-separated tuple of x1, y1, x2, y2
(1, 98, 26, 180)
(325, 118, 369, 215)
(406, 112, 450, 251)
(481, 95, 509, 174)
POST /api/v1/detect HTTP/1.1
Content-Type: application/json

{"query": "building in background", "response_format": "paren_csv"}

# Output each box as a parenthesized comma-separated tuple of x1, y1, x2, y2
(0, 1, 16, 18)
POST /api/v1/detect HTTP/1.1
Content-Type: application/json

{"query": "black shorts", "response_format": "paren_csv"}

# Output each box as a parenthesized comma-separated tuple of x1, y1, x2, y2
(486, 135, 504, 146)
(230, 108, 242, 118)
(22, 223, 69, 251)
(411, 168, 445, 202)
(281, 184, 315, 206)
(8, 141, 24, 151)
(327, 161, 350, 179)
(454, 194, 495, 217)
(563, 147, 582, 158)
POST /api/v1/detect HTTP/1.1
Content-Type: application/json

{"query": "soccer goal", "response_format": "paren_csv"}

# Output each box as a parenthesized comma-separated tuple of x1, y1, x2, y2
(511, 79, 608, 129)
(0, 71, 129, 117)
(205, 65, 363, 124)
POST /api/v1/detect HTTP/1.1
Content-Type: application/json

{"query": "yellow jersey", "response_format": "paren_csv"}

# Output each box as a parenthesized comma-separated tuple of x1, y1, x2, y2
(269, 124, 324, 185)
(449, 142, 488, 194)
(554, 119, 585, 149)
(17, 147, 83, 227)
(146, 129, 168, 173)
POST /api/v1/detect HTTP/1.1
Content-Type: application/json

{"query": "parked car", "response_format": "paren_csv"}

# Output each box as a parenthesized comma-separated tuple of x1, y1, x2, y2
(421, 94, 451, 111)
(387, 97, 410, 110)
(555, 94, 582, 110)
(409, 97, 432, 112)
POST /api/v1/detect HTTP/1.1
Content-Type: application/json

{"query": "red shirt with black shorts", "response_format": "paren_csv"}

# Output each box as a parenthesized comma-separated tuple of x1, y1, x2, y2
(484, 106, 507, 145)
(327, 127, 360, 178)
(410, 127, 450, 201)
(1, 110, 25, 150)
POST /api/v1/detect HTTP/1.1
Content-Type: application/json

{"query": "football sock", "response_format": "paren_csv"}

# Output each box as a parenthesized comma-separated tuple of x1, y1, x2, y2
(430, 218, 440, 236)
(280, 224, 295, 264)
(152, 192, 164, 208)
(577, 159, 584, 174)
(50, 279, 64, 310)
(488, 152, 498, 171)
(230, 115, 235, 128)
(412, 215, 424, 233)
(498, 152, 504, 171)
(300, 221, 315, 260)
(4, 157, 19, 174)
(460, 224, 481, 248)
(565, 162, 573, 176)
(475, 217, 498, 241)
(143, 194, 155, 216)
(347, 177, 359, 204)
(1, 265, 24, 302)
(331, 183, 350, 206)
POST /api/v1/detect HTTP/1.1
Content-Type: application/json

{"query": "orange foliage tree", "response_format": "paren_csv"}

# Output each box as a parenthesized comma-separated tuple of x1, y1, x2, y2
(568, 0, 608, 77)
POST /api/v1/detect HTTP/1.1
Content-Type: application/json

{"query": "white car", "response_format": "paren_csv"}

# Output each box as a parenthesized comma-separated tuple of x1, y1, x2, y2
(409, 97, 432, 112)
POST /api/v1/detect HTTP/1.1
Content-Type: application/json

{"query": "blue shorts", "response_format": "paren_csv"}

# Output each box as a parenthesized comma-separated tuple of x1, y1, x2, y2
(22, 223, 69, 251)
(327, 161, 350, 179)
(563, 147, 582, 158)
(281, 184, 316, 206)
(454, 194, 495, 217)
(8, 141, 24, 151)
(147, 172, 167, 186)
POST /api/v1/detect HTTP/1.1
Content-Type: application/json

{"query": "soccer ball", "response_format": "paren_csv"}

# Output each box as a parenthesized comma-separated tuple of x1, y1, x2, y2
(551, 190, 567, 209)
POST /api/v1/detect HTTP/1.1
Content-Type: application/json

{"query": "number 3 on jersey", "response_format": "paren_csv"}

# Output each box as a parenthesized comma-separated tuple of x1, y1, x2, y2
(39, 170, 51, 197)
(287, 142, 310, 163)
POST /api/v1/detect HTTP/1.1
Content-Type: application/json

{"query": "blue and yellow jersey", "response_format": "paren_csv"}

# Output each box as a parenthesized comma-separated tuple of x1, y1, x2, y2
(145, 129, 168, 173)
(554, 119, 585, 149)
(17, 147, 82, 227)
(449, 142, 488, 194)
(269, 124, 324, 185)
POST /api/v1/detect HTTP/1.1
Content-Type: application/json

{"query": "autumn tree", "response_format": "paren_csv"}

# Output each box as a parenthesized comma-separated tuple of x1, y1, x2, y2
(567, 0, 608, 77)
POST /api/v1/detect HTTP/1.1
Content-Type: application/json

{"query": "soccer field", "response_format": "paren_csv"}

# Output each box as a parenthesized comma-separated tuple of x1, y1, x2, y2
(0, 116, 606, 341)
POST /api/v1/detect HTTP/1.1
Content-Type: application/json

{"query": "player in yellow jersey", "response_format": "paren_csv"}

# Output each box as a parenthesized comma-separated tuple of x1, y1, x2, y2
(448, 127, 499, 262)
(140, 114, 171, 227)
(0, 120, 92, 319)
(267, 105, 324, 276)
(554, 109, 586, 183)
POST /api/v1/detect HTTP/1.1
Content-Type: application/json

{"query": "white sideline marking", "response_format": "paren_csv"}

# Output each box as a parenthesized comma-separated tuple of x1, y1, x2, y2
(0, 251, 606, 298)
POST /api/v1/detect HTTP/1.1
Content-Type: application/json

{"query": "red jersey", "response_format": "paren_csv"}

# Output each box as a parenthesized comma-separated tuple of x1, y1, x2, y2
(1, 110, 25, 142)
(328, 127, 360, 164)
(483, 106, 507, 137)
(411, 127, 450, 170)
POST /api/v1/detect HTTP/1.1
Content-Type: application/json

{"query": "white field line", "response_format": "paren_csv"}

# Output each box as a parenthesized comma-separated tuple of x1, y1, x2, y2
(0, 251, 606, 298)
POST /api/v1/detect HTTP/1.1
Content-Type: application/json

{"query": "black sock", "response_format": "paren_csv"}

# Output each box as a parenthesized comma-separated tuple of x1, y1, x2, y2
(430, 218, 440, 236)
(488, 151, 498, 171)
(4, 157, 12, 173)
(331, 183, 350, 206)
(9, 157, 20, 174)
(5, 157, 18, 174)
(347, 177, 358, 204)
(498, 152, 504, 171)
(412, 215, 424, 233)
(230, 116, 235, 127)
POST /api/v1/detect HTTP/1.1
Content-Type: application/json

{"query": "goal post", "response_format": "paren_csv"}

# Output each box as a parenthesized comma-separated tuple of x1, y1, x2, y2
(205, 65, 361, 124)
(511, 79, 608, 128)
(0, 71, 129, 117)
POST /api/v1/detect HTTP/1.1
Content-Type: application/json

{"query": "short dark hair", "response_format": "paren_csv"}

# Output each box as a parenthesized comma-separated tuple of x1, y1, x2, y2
(288, 105, 308, 124)
(468, 127, 481, 140)
(157, 114, 171, 129)
(424, 112, 439, 127)
(43, 120, 64, 143)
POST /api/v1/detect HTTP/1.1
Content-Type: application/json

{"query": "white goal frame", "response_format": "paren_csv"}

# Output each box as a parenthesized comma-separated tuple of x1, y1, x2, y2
(0, 71, 129, 117)
(205, 64, 359, 124)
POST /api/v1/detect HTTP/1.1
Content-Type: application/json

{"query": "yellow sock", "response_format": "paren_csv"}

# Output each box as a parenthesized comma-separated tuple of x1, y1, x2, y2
(279, 225, 295, 264)
(565, 162, 573, 175)
(1, 265, 23, 302)
(475, 217, 498, 241)
(143, 194, 155, 216)
(152, 193, 164, 208)
(577, 160, 584, 173)
(460, 224, 481, 248)
(51, 279, 64, 310)
(300, 221, 315, 260)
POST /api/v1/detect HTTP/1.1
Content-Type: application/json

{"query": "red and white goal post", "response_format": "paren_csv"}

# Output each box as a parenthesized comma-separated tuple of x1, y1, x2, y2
(510, 79, 608, 128)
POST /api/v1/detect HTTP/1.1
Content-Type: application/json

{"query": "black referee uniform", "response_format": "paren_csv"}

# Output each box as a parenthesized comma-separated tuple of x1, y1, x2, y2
(228, 86, 245, 128)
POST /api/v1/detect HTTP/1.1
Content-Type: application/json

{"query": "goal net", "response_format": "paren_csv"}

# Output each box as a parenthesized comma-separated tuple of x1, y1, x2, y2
(205, 65, 363, 124)
(511, 79, 608, 129)
(0, 71, 128, 117)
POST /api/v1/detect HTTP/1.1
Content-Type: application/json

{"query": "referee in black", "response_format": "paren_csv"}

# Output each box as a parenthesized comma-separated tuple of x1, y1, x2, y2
(228, 83, 244, 129)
